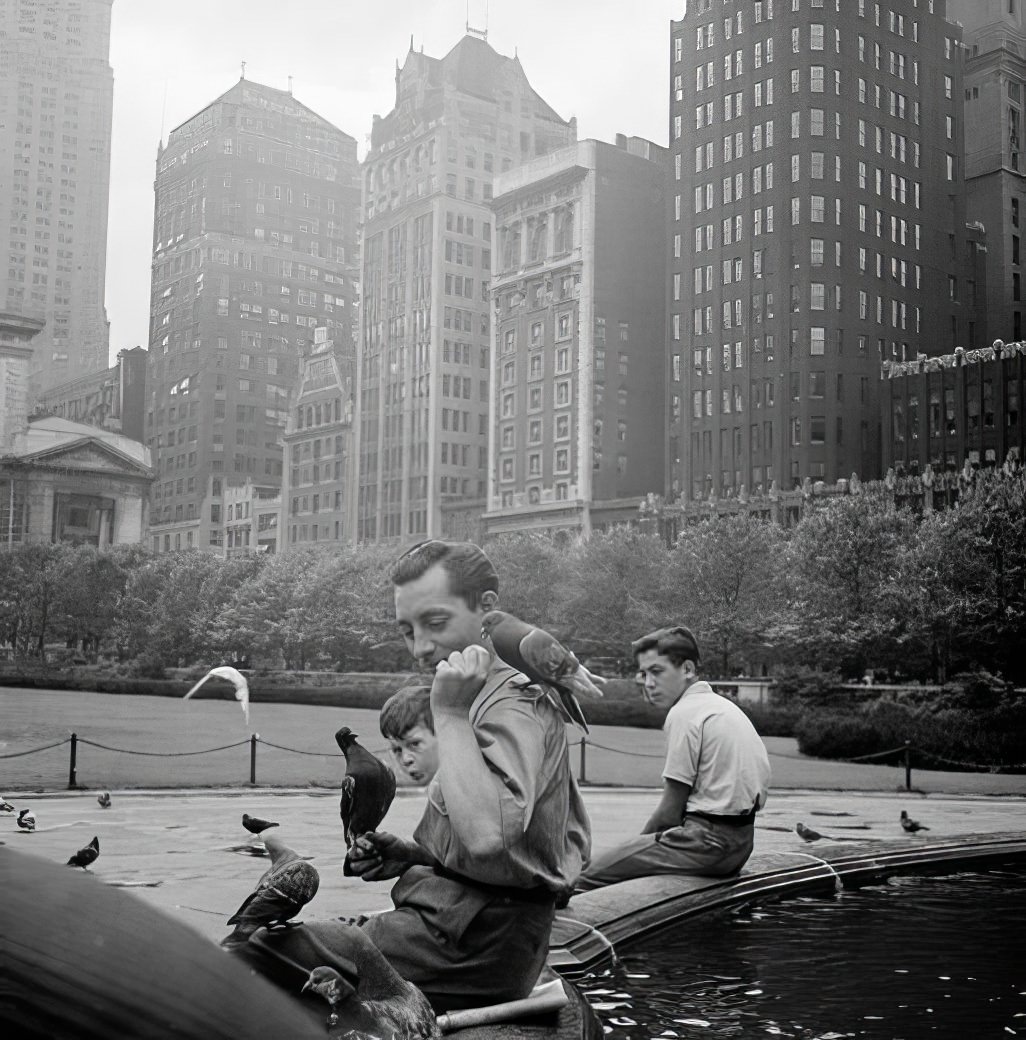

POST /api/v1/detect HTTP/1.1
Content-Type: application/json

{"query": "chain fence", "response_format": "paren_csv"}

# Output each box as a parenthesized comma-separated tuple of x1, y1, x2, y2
(2, 732, 1023, 792)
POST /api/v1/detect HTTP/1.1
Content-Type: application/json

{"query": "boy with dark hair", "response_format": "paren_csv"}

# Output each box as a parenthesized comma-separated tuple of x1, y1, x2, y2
(251, 540, 590, 1012)
(379, 685, 437, 787)
(576, 624, 770, 890)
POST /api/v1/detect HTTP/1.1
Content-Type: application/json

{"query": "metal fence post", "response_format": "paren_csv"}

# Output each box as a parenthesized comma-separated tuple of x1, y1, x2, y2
(578, 736, 587, 786)
(904, 740, 912, 791)
(250, 733, 258, 785)
(68, 732, 78, 789)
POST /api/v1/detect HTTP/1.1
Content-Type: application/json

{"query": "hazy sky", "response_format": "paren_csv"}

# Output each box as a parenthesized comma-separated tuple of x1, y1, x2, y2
(105, 0, 681, 362)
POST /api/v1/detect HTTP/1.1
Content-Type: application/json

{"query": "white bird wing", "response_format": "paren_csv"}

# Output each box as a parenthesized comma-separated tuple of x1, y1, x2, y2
(184, 666, 250, 724)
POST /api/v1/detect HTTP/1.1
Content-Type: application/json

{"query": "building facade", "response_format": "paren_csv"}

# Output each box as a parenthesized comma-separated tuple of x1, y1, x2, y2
(882, 338, 1026, 474)
(146, 79, 359, 555)
(33, 346, 147, 441)
(0, 0, 113, 398)
(483, 136, 668, 537)
(353, 34, 576, 544)
(950, 0, 1026, 341)
(668, 0, 969, 503)
(223, 479, 281, 556)
(280, 336, 355, 550)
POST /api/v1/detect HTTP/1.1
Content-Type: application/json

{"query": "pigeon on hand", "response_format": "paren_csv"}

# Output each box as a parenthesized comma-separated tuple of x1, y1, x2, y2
(480, 610, 604, 732)
(242, 813, 279, 835)
(17, 809, 35, 832)
(301, 926, 439, 1039)
(900, 810, 929, 833)
(97, 791, 111, 809)
(67, 835, 100, 869)
(221, 838, 320, 948)
(336, 727, 397, 850)
(0, 796, 14, 813)
(796, 822, 824, 842)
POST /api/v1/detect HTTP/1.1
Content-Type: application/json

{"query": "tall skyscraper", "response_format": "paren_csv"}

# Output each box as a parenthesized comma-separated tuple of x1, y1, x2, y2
(0, 0, 113, 398)
(950, 0, 1025, 342)
(354, 34, 576, 544)
(147, 79, 359, 554)
(484, 136, 668, 538)
(668, 0, 969, 502)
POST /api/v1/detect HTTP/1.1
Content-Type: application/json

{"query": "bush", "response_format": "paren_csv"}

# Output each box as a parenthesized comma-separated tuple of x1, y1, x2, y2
(129, 651, 167, 680)
(796, 698, 1026, 772)
(933, 670, 1014, 712)
(772, 668, 848, 709)
(739, 702, 800, 737)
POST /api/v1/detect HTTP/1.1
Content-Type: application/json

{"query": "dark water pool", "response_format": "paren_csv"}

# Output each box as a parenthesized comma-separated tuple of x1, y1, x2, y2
(579, 869, 1026, 1039)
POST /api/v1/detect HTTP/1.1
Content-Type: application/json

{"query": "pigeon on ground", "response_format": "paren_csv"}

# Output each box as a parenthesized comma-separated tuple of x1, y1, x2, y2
(795, 822, 824, 842)
(301, 926, 439, 1038)
(16, 808, 35, 832)
(184, 665, 251, 724)
(67, 835, 100, 869)
(242, 813, 279, 835)
(335, 727, 397, 850)
(97, 791, 111, 809)
(222, 836, 319, 948)
(900, 810, 930, 833)
(481, 610, 604, 732)
(0, 796, 14, 813)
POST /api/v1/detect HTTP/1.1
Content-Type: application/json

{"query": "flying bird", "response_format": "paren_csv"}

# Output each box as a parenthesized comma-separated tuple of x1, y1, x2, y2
(301, 927, 439, 1039)
(336, 727, 397, 850)
(222, 837, 319, 948)
(67, 835, 100, 869)
(900, 810, 930, 833)
(16, 808, 35, 832)
(184, 665, 251, 724)
(0, 795, 14, 813)
(480, 610, 604, 732)
(795, 822, 824, 842)
(97, 791, 111, 809)
(242, 813, 279, 835)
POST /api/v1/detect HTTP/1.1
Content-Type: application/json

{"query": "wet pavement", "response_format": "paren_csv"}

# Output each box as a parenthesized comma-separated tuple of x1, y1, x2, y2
(3, 785, 1023, 946)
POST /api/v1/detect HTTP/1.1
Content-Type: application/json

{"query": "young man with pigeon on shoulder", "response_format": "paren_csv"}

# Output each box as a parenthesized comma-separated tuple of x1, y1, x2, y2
(249, 539, 591, 1013)
(576, 625, 771, 890)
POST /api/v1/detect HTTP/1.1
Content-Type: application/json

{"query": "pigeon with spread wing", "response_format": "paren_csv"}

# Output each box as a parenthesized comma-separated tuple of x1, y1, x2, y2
(480, 610, 603, 732)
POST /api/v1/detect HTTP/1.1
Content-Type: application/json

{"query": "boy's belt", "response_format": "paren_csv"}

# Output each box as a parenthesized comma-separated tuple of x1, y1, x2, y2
(686, 810, 757, 828)
(432, 864, 558, 905)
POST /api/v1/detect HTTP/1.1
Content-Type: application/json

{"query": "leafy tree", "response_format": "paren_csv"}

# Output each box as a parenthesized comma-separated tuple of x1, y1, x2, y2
(558, 528, 678, 668)
(670, 514, 786, 676)
(778, 493, 918, 678)
(485, 532, 569, 631)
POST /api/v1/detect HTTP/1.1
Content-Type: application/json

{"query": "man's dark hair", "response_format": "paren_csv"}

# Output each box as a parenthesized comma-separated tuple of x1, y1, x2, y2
(631, 625, 702, 668)
(390, 540, 498, 610)
(379, 685, 434, 740)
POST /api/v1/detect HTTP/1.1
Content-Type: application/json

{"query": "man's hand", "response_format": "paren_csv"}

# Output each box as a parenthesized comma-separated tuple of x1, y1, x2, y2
(343, 832, 430, 881)
(431, 645, 491, 717)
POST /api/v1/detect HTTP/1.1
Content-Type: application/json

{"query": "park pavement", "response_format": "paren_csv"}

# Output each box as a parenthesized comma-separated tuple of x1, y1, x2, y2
(3, 784, 1024, 947)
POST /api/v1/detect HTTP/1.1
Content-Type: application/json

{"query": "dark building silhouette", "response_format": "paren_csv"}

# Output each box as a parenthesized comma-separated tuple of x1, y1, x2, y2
(668, 0, 972, 502)
(146, 79, 359, 553)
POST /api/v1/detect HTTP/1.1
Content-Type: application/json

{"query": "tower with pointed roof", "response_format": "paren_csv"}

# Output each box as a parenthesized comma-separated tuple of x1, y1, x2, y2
(353, 35, 576, 543)
(146, 79, 359, 553)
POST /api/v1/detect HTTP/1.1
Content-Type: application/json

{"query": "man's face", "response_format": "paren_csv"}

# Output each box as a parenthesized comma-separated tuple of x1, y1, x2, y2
(636, 648, 692, 710)
(386, 724, 439, 785)
(394, 562, 489, 668)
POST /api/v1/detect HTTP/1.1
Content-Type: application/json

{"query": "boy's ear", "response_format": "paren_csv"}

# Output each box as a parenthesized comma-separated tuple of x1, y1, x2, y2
(480, 590, 498, 612)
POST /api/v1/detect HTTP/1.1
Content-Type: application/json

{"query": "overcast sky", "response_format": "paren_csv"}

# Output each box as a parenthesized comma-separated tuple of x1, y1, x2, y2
(104, 0, 681, 362)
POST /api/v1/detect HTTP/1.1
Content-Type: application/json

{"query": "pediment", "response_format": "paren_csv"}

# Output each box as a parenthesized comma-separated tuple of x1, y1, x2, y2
(22, 437, 152, 478)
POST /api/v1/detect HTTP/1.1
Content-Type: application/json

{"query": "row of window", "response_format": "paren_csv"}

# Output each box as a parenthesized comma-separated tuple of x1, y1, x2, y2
(498, 448, 573, 481)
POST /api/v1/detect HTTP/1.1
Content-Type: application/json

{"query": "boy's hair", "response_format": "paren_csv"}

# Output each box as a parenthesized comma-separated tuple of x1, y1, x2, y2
(631, 625, 702, 669)
(390, 539, 499, 611)
(379, 684, 434, 740)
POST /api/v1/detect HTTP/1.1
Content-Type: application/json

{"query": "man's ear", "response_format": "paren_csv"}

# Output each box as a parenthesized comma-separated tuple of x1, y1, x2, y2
(683, 659, 698, 678)
(480, 590, 498, 612)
